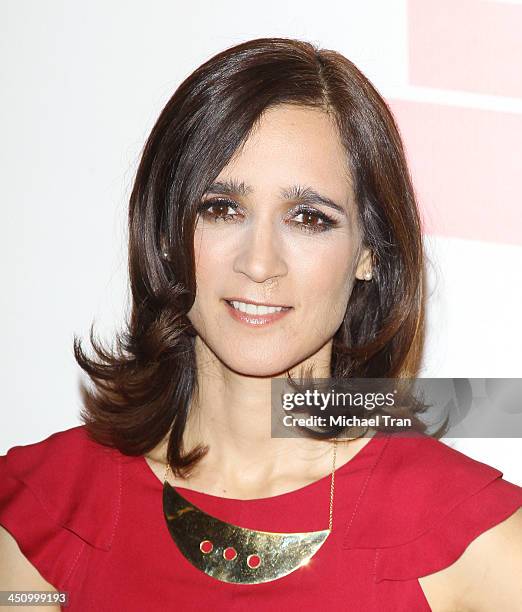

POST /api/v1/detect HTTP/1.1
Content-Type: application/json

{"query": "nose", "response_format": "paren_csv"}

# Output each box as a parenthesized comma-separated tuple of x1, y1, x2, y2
(232, 216, 287, 283)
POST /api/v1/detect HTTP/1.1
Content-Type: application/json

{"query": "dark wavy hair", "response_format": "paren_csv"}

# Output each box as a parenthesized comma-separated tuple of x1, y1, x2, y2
(74, 37, 438, 477)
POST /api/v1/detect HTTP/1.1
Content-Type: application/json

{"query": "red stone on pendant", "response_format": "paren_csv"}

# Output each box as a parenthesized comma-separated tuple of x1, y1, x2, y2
(223, 546, 237, 560)
(200, 540, 213, 553)
(247, 554, 261, 568)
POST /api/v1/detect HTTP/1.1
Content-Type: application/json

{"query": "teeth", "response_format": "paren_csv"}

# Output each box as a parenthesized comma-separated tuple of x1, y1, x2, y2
(230, 301, 287, 315)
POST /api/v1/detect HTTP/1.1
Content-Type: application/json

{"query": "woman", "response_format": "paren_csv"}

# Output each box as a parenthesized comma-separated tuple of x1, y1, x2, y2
(1, 37, 521, 611)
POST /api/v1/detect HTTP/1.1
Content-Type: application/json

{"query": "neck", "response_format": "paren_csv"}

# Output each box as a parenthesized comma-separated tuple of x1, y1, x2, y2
(179, 336, 336, 494)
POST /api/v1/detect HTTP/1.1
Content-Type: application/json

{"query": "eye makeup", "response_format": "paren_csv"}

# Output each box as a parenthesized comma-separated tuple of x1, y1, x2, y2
(196, 197, 341, 234)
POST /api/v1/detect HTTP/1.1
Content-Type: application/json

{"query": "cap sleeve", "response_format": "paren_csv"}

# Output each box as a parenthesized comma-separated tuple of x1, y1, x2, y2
(374, 474, 522, 582)
(0, 426, 121, 590)
(341, 434, 522, 583)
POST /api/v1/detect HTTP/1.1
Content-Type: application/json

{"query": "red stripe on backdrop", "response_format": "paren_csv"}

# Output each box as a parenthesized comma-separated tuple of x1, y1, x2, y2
(408, 0, 522, 99)
(387, 99, 522, 246)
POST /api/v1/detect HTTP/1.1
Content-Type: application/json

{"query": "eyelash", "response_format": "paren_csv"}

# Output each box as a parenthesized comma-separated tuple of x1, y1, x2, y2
(196, 198, 339, 234)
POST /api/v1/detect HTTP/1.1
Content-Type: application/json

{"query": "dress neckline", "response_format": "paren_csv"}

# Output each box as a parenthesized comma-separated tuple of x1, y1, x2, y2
(135, 430, 387, 504)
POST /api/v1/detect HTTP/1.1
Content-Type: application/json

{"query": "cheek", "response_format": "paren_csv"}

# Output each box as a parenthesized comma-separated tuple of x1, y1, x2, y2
(293, 236, 356, 308)
(193, 229, 218, 277)
(192, 228, 233, 290)
(187, 231, 217, 321)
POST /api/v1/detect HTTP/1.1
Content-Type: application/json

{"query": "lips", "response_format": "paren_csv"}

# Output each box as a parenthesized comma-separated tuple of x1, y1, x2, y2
(224, 299, 292, 327)
(225, 300, 291, 313)
(224, 297, 292, 308)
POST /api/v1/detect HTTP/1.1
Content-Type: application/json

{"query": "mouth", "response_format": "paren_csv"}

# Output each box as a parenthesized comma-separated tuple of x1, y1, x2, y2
(223, 299, 293, 326)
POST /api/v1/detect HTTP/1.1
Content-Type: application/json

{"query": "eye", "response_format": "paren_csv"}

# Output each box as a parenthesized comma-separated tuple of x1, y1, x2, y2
(196, 198, 339, 234)
(290, 205, 338, 234)
(196, 198, 240, 223)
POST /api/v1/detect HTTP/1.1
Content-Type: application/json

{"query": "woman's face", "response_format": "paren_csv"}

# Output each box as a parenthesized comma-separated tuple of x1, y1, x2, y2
(187, 104, 371, 377)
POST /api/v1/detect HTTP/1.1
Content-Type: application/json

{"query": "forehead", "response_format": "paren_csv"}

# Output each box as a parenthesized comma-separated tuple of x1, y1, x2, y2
(217, 104, 354, 201)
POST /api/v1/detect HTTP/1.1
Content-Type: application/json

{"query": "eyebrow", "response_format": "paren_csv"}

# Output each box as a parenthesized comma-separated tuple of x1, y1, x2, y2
(204, 179, 347, 217)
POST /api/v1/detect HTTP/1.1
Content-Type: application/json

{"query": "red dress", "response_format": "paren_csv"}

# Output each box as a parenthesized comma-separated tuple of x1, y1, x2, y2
(1, 426, 521, 611)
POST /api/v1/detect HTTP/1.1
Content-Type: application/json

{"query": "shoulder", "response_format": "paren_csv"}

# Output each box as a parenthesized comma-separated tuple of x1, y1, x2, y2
(3, 424, 114, 467)
(0, 426, 122, 590)
(3, 423, 120, 472)
(372, 431, 507, 493)
(343, 432, 522, 584)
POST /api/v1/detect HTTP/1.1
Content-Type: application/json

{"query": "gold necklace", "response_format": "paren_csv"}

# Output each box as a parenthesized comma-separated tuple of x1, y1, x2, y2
(162, 438, 338, 584)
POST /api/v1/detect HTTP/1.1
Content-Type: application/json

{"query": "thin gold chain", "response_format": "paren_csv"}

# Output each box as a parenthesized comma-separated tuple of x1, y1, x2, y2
(329, 437, 337, 531)
(163, 437, 338, 531)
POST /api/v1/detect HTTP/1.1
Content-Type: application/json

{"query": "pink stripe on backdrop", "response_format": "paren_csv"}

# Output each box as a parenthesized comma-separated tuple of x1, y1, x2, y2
(408, 0, 522, 98)
(387, 99, 522, 246)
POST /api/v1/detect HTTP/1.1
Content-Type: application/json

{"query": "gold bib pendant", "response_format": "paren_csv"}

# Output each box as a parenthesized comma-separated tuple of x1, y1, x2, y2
(162, 483, 330, 584)
(162, 438, 337, 585)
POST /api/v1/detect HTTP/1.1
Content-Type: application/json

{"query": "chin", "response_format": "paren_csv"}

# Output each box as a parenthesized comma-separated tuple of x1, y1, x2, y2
(221, 342, 326, 379)
(223, 355, 295, 378)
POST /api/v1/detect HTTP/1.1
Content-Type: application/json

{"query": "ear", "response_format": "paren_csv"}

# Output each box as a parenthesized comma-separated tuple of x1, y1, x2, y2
(355, 247, 373, 281)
